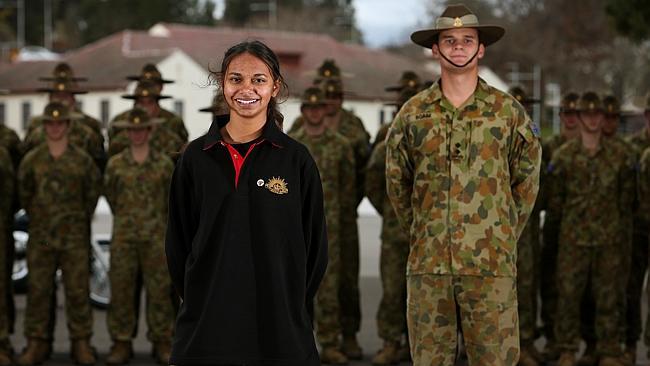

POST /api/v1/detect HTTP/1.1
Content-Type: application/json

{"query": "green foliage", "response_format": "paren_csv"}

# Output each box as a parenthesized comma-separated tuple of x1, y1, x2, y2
(606, 0, 650, 42)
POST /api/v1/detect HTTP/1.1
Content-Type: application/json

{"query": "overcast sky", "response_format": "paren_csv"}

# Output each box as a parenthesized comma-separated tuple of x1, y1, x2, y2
(212, 0, 431, 48)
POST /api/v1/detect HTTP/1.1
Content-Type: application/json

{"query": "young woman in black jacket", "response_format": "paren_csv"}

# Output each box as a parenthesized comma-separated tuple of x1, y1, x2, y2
(165, 40, 328, 366)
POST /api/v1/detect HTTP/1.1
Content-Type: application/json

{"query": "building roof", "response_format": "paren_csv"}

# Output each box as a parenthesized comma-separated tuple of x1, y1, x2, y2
(0, 23, 434, 100)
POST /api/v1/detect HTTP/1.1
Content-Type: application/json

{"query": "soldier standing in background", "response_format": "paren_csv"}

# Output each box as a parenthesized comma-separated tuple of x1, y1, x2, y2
(0, 146, 14, 366)
(386, 4, 541, 364)
(289, 87, 356, 365)
(109, 64, 188, 143)
(622, 95, 650, 366)
(16, 102, 100, 366)
(509, 86, 544, 366)
(104, 108, 174, 365)
(549, 92, 634, 366)
(366, 74, 422, 365)
(539, 92, 581, 362)
(108, 82, 184, 159)
(22, 78, 106, 171)
(289, 60, 370, 358)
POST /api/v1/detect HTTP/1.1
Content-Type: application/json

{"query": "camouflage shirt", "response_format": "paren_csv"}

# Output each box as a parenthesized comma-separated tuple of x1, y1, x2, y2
(104, 148, 174, 239)
(365, 139, 408, 244)
(385, 78, 541, 277)
(28, 110, 105, 146)
(0, 146, 13, 217)
(289, 128, 356, 241)
(109, 107, 188, 143)
(548, 138, 635, 247)
(0, 124, 21, 168)
(108, 126, 184, 159)
(22, 119, 105, 169)
(626, 127, 650, 227)
(18, 144, 101, 246)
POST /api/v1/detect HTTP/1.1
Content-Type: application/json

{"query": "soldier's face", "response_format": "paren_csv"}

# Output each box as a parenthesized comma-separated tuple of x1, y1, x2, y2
(560, 111, 579, 130)
(302, 105, 327, 126)
(602, 115, 619, 136)
(324, 97, 342, 116)
(127, 127, 151, 147)
(136, 97, 160, 117)
(433, 28, 484, 71)
(49, 92, 75, 107)
(222, 52, 280, 122)
(43, 119, 69, 142)
(578, 111, 604, 133)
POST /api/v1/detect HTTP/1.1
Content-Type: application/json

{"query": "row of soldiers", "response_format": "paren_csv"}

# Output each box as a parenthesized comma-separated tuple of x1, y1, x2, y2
(0, 62, 197, 366)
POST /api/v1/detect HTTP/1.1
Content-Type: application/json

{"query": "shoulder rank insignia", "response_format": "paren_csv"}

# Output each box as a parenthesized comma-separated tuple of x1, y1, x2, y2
(265, 177, 289, 195)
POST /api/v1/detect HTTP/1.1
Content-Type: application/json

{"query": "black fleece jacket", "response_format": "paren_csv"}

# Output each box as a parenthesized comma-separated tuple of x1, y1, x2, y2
(165, 116, 328, 365)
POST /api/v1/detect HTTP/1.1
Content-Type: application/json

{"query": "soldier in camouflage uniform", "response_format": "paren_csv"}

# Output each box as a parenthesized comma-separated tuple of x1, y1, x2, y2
(386, 5, 541, 365)
(0, 146, 14, 366)
(16, 102, 101, 366)
(289, 87, 356, 365)
(289, 60, 370, 358)
(578, 95, 635, 366)
(539, 92, 581, 361)
(549, 92, 634, 366)
(508, 86, 544, 366)
(367, 73, 422, 365)
(108, 82, 184, 159)
(621, 95, 650, 365)
(109, 65, 188, 143)
(23, 79, 106, 170)
(104, 108, 174, 365)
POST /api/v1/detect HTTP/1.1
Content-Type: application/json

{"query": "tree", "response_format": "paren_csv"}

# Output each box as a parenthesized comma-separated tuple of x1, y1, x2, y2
(606, 0, 650, 42)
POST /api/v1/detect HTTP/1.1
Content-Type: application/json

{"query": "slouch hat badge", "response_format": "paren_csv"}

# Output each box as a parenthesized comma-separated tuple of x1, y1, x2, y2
(265, 177, 289, 195)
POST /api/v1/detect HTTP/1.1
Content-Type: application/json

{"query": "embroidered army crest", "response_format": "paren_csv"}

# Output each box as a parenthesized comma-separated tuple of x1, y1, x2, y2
(265, 177, 288, 195)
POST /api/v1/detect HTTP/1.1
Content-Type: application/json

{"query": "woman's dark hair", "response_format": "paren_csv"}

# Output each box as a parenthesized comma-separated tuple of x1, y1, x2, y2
(210, 40, 289, 130)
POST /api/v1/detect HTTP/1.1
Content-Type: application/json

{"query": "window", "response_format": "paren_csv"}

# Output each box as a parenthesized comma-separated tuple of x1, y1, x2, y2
(100, 100, 110, 127)
(21, 101, 31, 130)
(174, 100, 184, 119)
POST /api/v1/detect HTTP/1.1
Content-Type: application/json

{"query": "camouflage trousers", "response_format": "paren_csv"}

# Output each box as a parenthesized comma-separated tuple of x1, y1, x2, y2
(539, 216, 559, 342)
(107, 235, 173, 343)
(24, 230, 93, 340)
(339, 215, 360, 336)
(407, 274, 519, 366)
(625, 226, 648, 347)
(555, 244, 622, 357)
(314, 228, 341, 347)
(516, 219, 540, 347)
(376, 238, 409, 343)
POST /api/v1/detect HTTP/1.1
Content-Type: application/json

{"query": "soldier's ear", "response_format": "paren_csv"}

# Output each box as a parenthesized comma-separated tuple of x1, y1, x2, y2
(431, 44, 440, 59)
(477, 44, 485, 60)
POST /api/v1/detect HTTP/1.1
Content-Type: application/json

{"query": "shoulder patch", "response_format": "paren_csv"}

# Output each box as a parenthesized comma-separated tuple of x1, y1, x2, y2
(530, 121, 541, 138)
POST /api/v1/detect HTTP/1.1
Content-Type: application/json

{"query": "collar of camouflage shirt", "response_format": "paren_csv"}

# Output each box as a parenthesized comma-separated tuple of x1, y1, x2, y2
(425, 77, 491, 108)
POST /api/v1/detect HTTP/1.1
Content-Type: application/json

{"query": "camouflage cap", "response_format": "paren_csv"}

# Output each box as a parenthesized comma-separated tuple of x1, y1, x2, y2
(508, 85, 540, 105)
(36, 78, 88, 94)
(301, 87, 327, 107)
(199, 91, 230, 116)
(320, 78, 345, 99)
(126, 63, 174, 84)
(41, 101, 80, 122)
(112, 108, 163, 129)
(39, 62, 87, 82)
(578, 91, 604, 113)
(314, 59, 341, 83)
(602, 95, 620, 115)
(121, 81, 171, 100)
(385, 71, 421, 92)
(384, 85, 420, 107)
(560, 92, 580, 113)
(411, 4, 505, 48)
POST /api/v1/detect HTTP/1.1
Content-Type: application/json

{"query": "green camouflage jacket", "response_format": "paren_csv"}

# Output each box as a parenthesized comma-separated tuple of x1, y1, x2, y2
(548, 138, 635, 247)
(289, 128, 356, 243)
(18, 144, 100, 245)
(0, 146, 13, 217)
(385, 78, 541, 277)
(104, 148, 174, 239)
(108, 126, 184, 159)
(0, 124, 21, 168)
(639, 147, 650, 222)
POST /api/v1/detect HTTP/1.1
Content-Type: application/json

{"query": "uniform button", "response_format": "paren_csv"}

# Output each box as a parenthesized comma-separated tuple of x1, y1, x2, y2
(455, 143, 461, 147)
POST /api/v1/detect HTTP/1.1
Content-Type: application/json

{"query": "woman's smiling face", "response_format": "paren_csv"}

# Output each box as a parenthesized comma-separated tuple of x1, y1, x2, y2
(223, 52, 280, 123)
